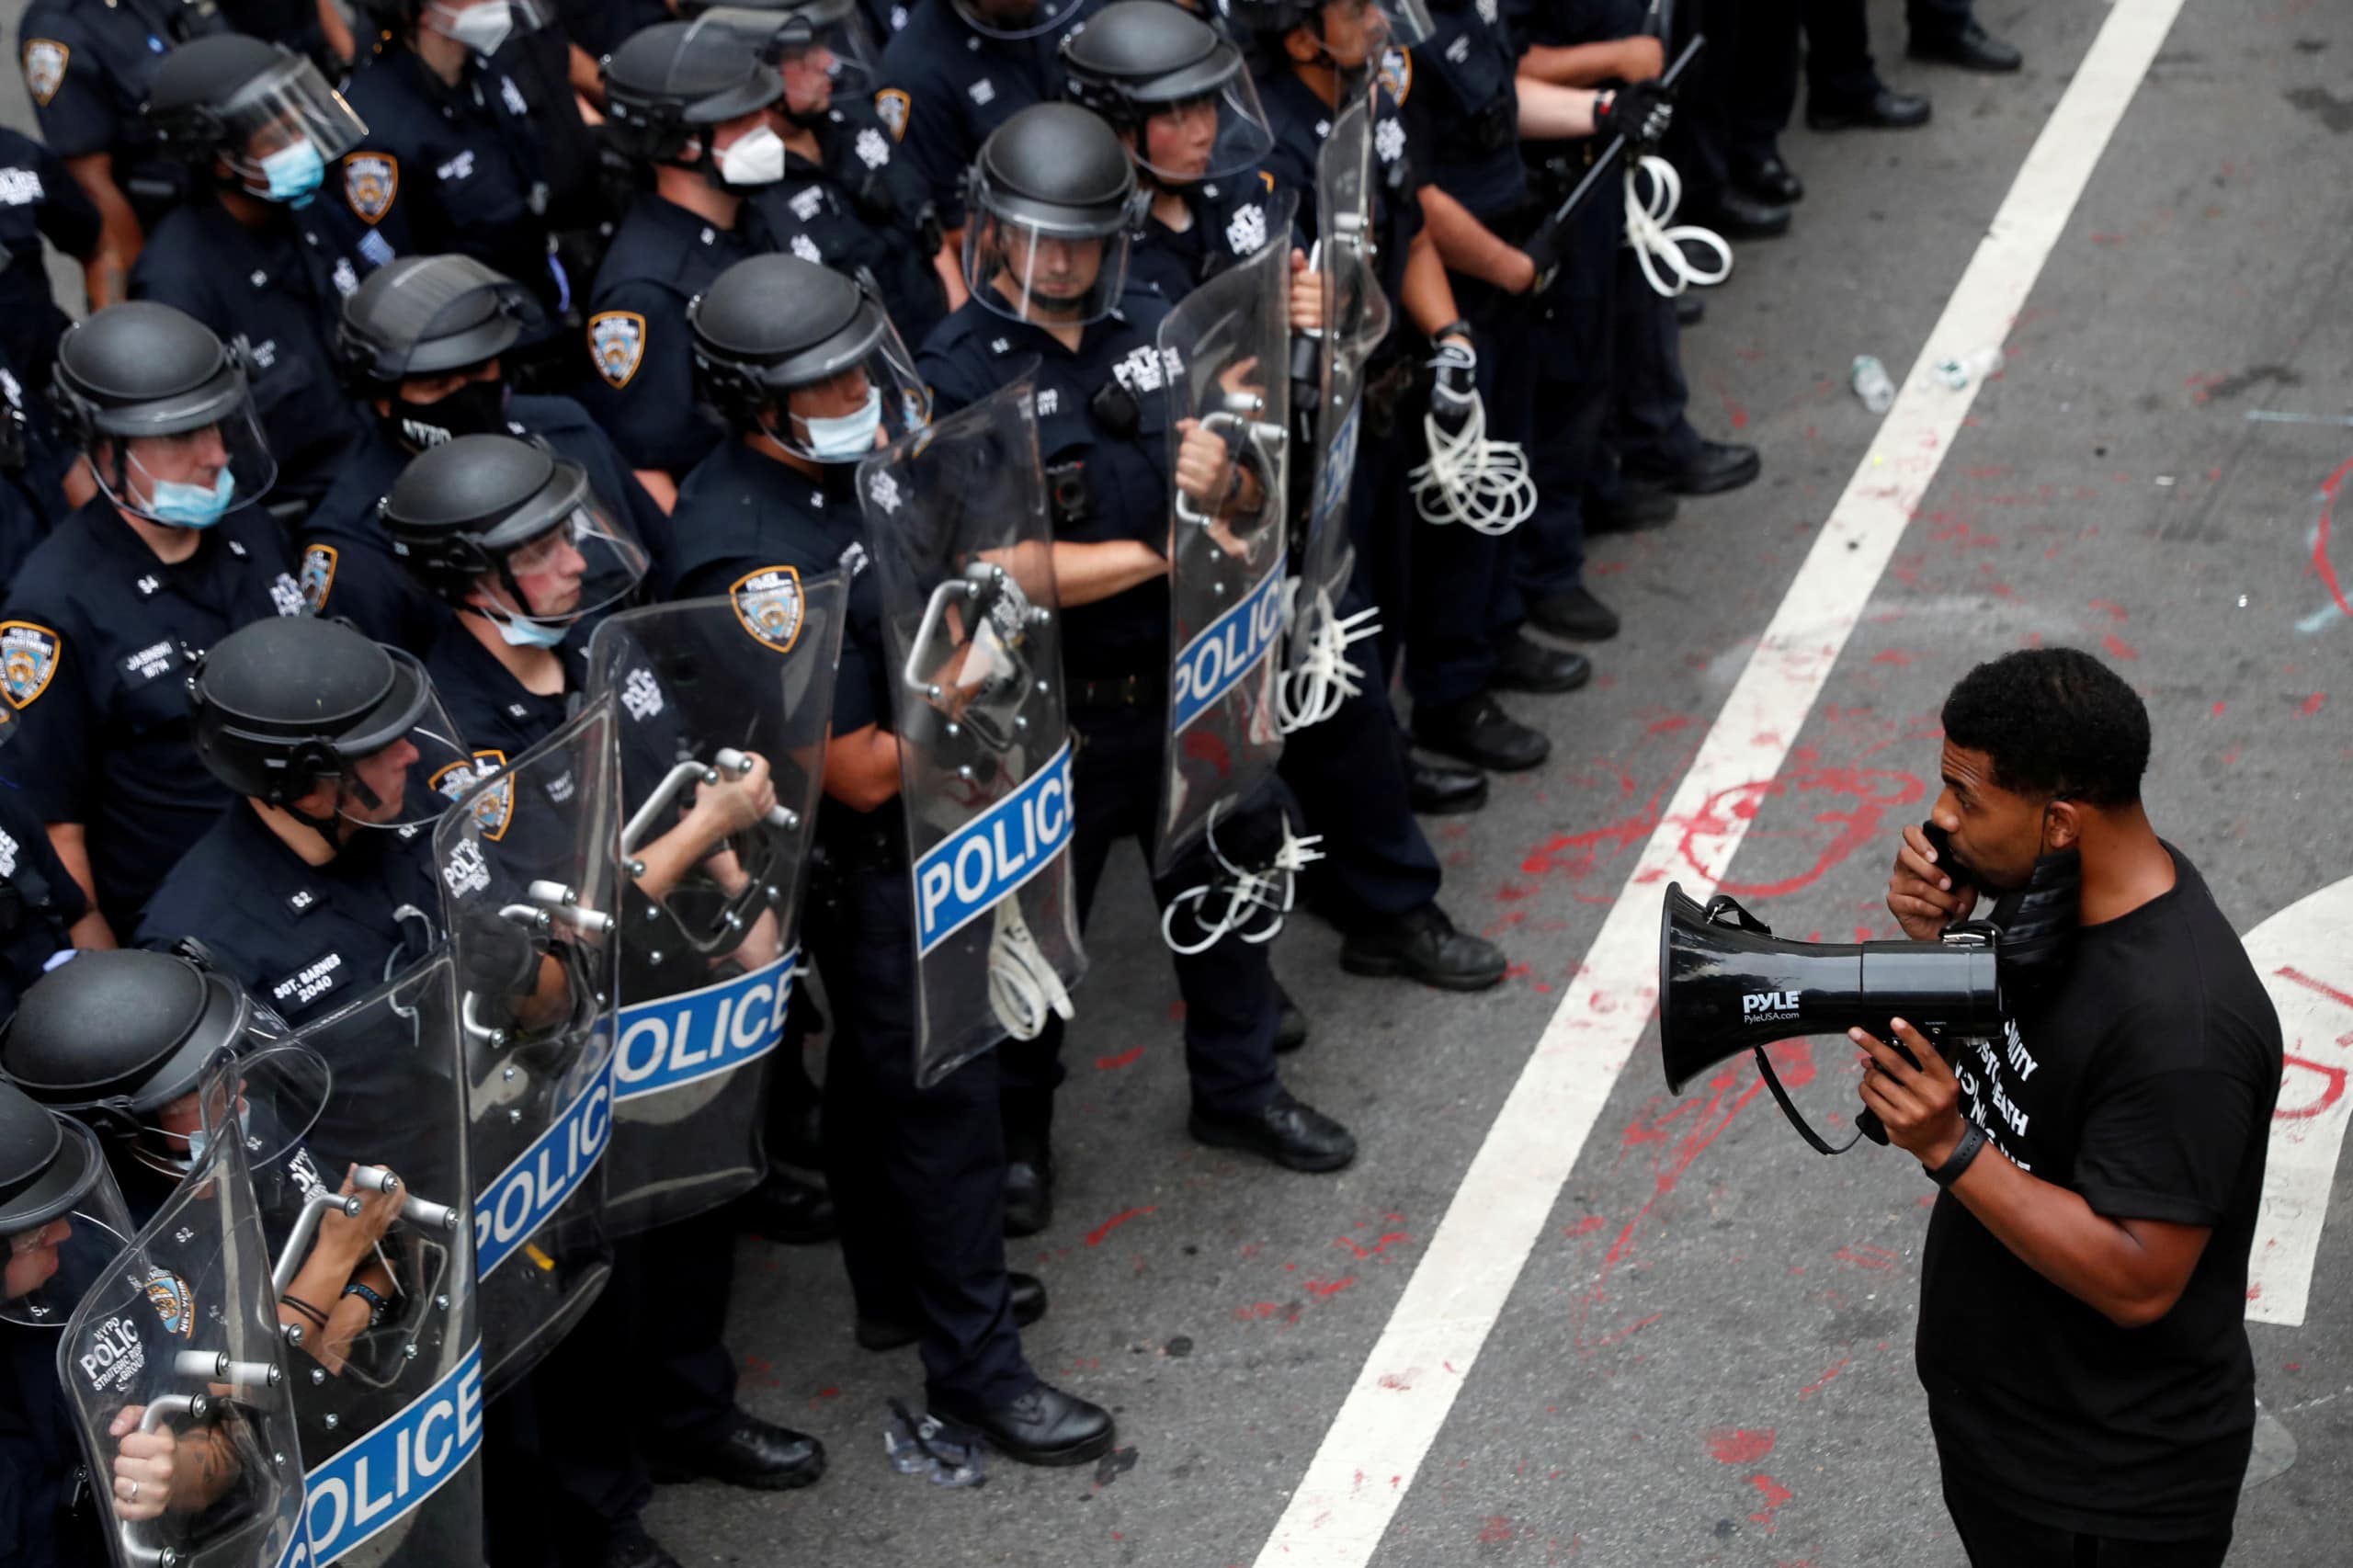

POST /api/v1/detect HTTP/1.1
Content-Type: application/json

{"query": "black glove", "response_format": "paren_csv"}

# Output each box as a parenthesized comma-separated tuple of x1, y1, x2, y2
(458, 904, 540, 1014)
(1596, 79, 1674, 147)
(1426, 334, 1479, 437)
(1521, 210, 1569, 296)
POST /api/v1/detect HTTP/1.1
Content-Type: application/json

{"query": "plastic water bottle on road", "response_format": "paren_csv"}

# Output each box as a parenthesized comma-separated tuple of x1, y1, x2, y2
(1850, 355, 1895, 415)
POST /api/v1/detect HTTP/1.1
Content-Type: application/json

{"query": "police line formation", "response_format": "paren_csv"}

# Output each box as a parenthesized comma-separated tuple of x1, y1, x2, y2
(0, 0, 1804, 1560)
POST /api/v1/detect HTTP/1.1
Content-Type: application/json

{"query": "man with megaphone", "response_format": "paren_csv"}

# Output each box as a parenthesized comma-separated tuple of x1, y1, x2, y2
(1664, 648, 2282, 1568)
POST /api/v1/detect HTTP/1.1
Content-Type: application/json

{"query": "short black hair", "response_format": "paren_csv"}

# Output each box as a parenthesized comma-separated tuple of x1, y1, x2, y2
(1940, 648, 2150, 807)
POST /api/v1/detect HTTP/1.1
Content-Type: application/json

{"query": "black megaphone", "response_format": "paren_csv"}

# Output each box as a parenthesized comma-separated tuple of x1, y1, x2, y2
(1657, 883, 2006, 1153)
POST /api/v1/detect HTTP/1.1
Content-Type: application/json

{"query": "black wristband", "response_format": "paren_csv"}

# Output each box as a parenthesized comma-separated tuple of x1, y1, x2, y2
(1928, 1121, 1988, 1188)
(1428, 318, 1472, 347)
(342, 1280, 389, 1324)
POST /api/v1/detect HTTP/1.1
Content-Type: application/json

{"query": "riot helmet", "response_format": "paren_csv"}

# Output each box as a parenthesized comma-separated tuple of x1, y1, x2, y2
(601, 17, 790, 187)
(51, 302, 278, 529)
(382, 434, 651, 645)
(0, 1083, 134, 1326)
(668, 0, 880, 124)
(963, 104, 1148, 324)
(1221, 0, 1429, 70)
(690, 254, 929, 461)
(948, 0, 1086, 43)
(144, 33, 368, 207)
(0, 951, 286, 1185)
(188, 617, 472, 842)
(1061, 2, 1273, 185)
(337, 255, 544, 449)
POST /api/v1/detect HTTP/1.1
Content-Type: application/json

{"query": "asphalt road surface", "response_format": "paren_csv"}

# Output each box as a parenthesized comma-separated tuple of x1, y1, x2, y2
(6, 0, 2349, 1562)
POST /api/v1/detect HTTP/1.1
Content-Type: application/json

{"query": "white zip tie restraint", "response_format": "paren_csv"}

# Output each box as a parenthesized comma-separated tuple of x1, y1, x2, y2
(1407, 340, 1537, 536)
(1161, 804, 1324, 955)
(1275, 577, 1383, 733)
(1625, 153, 1733, 298)
(987, 895, 1073, 1040)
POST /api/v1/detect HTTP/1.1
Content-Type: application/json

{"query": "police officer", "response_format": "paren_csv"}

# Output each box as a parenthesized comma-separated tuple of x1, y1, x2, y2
(134, 34, 374, 512)
(0, 710, 106, 1023)
(1062, 2, 1502, 994)
(0, 302, 302, 942)
(303, 252, 674, 651)
(924, 104, 1358, 1222)
(381, 436, 827, 1568)
(676, 250, 1105, 1462)
(0, 335, 84, 583)
(331, 0, 564, 320)
(874, 0, 1086, 233)
(1059, 0, 1284, 301)
(681, 0, 957, 347)
(581, 17, 791, 499)
(0, 1078, 180, 1567)
(16, 0, 231, 300)
(131, 616, 462, 1027)
(0, 125, 103, 407)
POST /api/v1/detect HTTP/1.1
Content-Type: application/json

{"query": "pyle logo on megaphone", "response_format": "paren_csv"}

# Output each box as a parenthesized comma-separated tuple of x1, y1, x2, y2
(1742, 990, 1800, 1019)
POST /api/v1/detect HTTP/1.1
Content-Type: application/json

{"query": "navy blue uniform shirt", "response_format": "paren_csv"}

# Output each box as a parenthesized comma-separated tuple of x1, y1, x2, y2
(1411, 0, 1526, 222)
(918, 287, 1173, 679)
(1123, 170, 1281, 305)
(749, 101, 950, 349)
(17, 0, 227, 225)
(1255, 54, 1422, 309)
(0, 502, 303, 933)
(135, 803, 441, 1027)
(875, 0, 1076, 227)
(131, 201, 369, 507)
(329, 44, 554, 301)
(0, 127, 99, 403)
(0, 773, 86, 1021)
(579, 196, 766, 477)
(0, 347, 77, 584)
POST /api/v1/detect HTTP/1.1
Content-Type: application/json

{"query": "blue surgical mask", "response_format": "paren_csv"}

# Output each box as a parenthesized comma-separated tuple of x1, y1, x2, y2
(494, 614, 569, 649)
(805, 387, 882, 461)
(258, 139, 325, 205)
(148, 470, 237, 528)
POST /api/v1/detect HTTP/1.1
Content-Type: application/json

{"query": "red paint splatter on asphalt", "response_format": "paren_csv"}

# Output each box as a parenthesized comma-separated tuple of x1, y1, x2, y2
(1563, 1214, 1607, 1237)
(1798, 1358, 1850, 1399)
(1096, 1045, 1145, 1071)
(2299, 692, 2325, 717)
(1707, 1427, 1776, 1465)
(1086, 1207, 1156, 1247)
(1832, 1244, 1899, 1271)
(2313, 457, 2353, 620)
(1749, 1475, 1794, 1524)
(1305, 1277, 1356, 1298)
(2102, 631, 2139, 661)
(1479, 1516, 1515, 1544)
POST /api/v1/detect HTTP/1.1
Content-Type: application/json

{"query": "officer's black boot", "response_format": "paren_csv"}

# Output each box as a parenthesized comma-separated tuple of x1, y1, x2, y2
(928, 1380, 1116, 1467)
(1340, 903, 1508, 993)
(1189, 1089, 1358, 1172)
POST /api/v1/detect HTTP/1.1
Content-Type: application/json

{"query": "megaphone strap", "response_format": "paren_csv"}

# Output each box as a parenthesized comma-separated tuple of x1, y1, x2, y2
(1749, 1043, 1865, 1157)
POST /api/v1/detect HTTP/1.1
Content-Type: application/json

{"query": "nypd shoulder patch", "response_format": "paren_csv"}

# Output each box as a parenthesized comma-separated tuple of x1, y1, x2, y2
(589, 311, 647, 391)
(0, 620, 61, 710)
(875, 88, 912, 142)
(732, 565, 807, 653)
(299, 544, 337, 614)
(343, 152, 398, 225)
(1379, 48, 1412, 107)
(20, 40, 67, 108)
(431, 750, 515, 841)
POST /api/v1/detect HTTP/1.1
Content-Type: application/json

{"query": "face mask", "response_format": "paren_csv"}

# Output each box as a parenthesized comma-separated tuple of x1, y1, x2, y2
(803, 387, 882, 461)
(439, 0, 515, 56)
(148, 469, 237, 528)
(257, 139, 325, 204)
(494, 614, 569, 649)
(714, 125, 786, 188)
(1988, 839, 2080, 1004)
(384, 379, 508, 451)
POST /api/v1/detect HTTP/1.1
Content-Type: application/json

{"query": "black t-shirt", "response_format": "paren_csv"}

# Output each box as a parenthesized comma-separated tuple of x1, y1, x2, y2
(1915, 846, 2282, 1539)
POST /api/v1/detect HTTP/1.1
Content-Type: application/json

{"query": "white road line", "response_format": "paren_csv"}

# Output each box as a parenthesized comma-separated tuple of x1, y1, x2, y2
(2243, 876, 2353, 1327)
(1252, 2, 2189, 1560)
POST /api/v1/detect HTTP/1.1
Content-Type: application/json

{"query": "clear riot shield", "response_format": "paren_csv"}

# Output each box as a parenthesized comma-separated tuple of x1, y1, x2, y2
(212, 959, 483, 1568)
(433, 702, 623, 1401)
(858, 380, 1086, 1087)
(581, 585, 845, 1235)
(1154, 190, 1297, 875)
(58, 1131, 306, 1568)
(1279, 94, 1391, 733)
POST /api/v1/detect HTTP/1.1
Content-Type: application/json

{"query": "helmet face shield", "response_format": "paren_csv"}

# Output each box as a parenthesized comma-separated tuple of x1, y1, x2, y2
(964, 210, 1134, 326)
(762, 315, 931, 463)
(468, 473, 652, 642)
(691, 4, 881, 114)
(325, 653, 473, 833)
(88, 392, 277, 528)
(216, 54, 368, 199)
(1131, 65, 1274, 186)
(1, 1123, 134, 1329)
